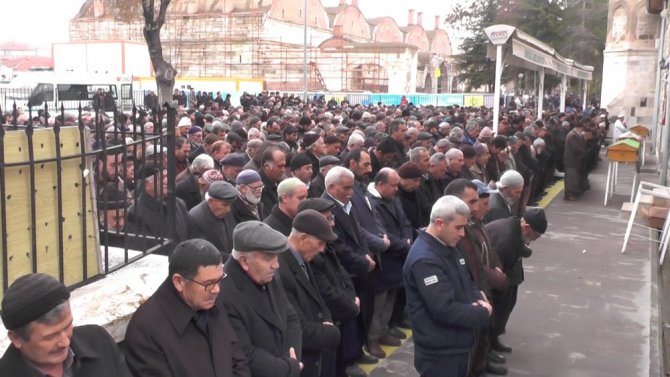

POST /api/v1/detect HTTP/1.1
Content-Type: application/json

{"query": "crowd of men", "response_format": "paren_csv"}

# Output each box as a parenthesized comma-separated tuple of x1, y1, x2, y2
(1, 91, 610, 377)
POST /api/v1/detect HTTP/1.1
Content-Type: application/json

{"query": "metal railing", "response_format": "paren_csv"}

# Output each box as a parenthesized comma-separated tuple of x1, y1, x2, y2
(0, 100, 177, 296)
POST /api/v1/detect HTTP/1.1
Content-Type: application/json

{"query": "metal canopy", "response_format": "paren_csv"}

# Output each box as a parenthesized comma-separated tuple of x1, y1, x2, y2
(484, 24, 594, 133)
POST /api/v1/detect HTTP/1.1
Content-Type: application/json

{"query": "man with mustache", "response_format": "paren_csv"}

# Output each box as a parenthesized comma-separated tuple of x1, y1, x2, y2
(124, 239, 249, 376)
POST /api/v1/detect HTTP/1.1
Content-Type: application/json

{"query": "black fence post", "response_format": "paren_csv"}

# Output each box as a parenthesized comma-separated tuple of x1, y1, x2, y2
(165, 102, 177, 249)
(0, 124, 7, 293)
(54, 108, 65, 283)
(25, 116, 38, 273)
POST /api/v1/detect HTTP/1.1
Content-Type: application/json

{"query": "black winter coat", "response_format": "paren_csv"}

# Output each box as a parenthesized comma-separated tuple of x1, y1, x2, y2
(0, 325, 132, 377)
(221, 258, 303, 377)
(124, 279, 249, 377)
(278, 251, 341, 377)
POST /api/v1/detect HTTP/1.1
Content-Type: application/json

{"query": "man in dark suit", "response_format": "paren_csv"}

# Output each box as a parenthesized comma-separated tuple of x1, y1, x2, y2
(124, 239, 249, 377)
(190, 181, 238, 257)
(0, 273, 132, 377)
(221, 221, 303, 377)
(321, 166, 377, 368)
(309, 156, 341, 199)
(484, 170, 524, 224)
(279, 210, 341, 377)
(485, 208, 547, 354)
(176, 154, 215, 210)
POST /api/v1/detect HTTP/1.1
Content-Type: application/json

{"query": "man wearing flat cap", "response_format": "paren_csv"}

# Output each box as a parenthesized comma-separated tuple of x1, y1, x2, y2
(299, 199, 363, 377)
(278, 210, 341, 377)
(0, 273, 132, 376)
(126, 164, 195, 245)
(125, 239, 249, 377)
(190, 181, 239, 256)
(309, 156, 341, 199)
(221, 221, 303, 377)
(221, 153, 247, 184)
(485, 207, 547, 355)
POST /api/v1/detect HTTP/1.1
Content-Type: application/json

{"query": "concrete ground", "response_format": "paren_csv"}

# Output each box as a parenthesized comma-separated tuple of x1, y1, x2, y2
(367, 154, 661, 377)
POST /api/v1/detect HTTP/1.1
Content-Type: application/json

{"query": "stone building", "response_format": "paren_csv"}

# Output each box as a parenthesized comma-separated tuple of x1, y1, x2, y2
(601, 0, 660, 124)
(69, 0, 454, 93)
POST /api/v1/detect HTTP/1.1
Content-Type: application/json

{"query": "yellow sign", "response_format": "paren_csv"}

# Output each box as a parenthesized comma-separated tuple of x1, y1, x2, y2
(464, 96, 484, 107)
(435, 68, 441, 78)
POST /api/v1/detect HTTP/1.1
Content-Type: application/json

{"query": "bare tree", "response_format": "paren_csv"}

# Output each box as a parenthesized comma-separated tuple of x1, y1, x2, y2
(141, 0, 176, 107)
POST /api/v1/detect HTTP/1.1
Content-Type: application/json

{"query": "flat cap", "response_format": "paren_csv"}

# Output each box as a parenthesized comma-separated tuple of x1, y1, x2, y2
(208, 181, 238, 201)
(138, 163, 160, 180)
(523, 207, 547, 234)
(324, 135, 341, 145)
(473, 142, 487, 157)
(2, 273, 70, 330)
(302, 133, 320, 148)
(236, 169, 261, 185)
(233, 221, 288, 254)
(319, 155, 341, 168)
(290, 154, 312, 171)
(397, 162, 423, 179)
(298, 198, 335, 214)
(417, 132, 433, 141)
(335, 126, 350, 134)
(220, 153, 246, 167)
(292, 209, 337, 242)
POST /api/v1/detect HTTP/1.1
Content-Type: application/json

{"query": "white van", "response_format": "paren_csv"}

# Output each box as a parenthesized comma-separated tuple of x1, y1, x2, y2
(26, 73, 134, 113)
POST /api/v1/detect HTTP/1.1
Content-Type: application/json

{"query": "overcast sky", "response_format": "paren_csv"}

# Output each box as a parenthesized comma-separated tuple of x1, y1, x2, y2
(3, 0, 461, 50)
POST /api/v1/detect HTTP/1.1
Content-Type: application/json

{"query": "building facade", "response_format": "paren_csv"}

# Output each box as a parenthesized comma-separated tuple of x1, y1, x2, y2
(69, 0, 453, 93)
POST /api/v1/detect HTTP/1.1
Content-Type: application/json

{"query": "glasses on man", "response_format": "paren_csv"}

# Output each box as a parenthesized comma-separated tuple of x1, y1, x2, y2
(246, 184, 264, 192)
(183, 273, 227, 291)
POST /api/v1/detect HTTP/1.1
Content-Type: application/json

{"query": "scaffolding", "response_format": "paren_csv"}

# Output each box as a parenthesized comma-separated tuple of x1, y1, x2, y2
(67, 1, 407, 93)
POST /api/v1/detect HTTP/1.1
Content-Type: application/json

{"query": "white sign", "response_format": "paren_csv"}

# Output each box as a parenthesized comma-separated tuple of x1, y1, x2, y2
(484, 25, 517, 45)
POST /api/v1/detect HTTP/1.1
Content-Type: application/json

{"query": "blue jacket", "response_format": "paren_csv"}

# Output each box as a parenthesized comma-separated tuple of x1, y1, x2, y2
(403, 229, 490, 357)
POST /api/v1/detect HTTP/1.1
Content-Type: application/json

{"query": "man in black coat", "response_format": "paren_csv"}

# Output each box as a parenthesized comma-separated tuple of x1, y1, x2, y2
(299, 199, 364, 377)
(485, 208, 547, 354)
(0, 273, 132, 377)
(322, 166, 377, 369)
(125, 166, 195, 245)
(397, 162, 429, 235)
(221, 221, 303, 377)
(125, 239, 249, 377)
(279, 210, 341, 377)
(259, 148, 287, 215)
(190, 181, 238, 257)
(264, 178, 308, 236)
(309, 156, 341, 199)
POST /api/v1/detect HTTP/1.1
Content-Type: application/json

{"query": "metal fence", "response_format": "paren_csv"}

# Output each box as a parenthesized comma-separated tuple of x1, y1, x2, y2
(0, 101, 177, 296)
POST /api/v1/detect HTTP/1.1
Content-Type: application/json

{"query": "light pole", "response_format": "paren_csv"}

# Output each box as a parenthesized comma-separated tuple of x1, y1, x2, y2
(303, 0, 308, 103)
(517, 72, 524, 97)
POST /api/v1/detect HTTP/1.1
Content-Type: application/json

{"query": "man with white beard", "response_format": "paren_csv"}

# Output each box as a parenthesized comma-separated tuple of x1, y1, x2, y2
(231, 169, 268, 222)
